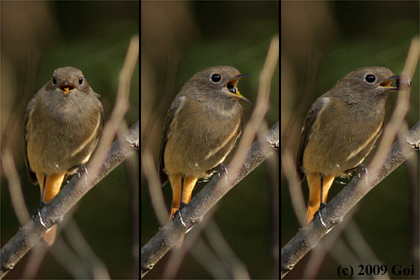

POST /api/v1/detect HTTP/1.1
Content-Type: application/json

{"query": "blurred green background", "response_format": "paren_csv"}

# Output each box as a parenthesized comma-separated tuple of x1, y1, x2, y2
(282, 1, 419, 279)
(141, 1, 279, 279)
(1, 1, 138, 279)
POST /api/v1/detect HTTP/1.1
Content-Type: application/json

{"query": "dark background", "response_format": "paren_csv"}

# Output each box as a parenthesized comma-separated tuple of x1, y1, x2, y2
(1, 1, 139, 279)
(141, 1, 279, 279)
(282, 1, 420, 279)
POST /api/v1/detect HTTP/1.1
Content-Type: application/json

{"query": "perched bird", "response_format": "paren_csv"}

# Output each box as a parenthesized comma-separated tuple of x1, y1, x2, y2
(296, 66, 411, 225)
(25, 67, 104, 244)
(159, 66, 250, 246)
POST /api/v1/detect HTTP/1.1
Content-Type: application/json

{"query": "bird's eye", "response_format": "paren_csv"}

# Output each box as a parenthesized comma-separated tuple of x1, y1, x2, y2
(211, 74, 221, 83)
(79, 77, 84, 85)
(52, 77, 57, 85)
(365, 74, 376, 83)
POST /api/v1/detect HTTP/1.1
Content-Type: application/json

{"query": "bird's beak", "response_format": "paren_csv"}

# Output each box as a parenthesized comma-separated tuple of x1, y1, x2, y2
(59, 83, 76, 94)
(379, 76, 400, 90)
(227, 74, 251, 104)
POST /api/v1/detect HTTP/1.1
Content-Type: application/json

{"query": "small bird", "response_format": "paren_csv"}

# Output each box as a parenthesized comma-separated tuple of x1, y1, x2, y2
(158, 66, 250, 246)
(25, 67, 104, 245)
(296, 66, 411, 225)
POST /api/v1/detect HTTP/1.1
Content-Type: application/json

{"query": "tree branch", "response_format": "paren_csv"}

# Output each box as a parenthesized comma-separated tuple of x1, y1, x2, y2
(141, 122, 279, 278)
(0, 121, 139, 278)
(281, 121, 420, 279)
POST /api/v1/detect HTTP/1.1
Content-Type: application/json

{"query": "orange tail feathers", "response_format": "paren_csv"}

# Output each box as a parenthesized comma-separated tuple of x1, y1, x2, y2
(43, 225, 57, 245)
(304, 173, 335, 225)
(168, 174, 198, 247)
(36, 172, 66, 245)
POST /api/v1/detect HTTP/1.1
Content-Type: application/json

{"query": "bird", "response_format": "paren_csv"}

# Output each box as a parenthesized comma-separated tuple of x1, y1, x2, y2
(158, 66, 250, 246)
(296, 66, 411, 225)
(25, 67, 104, 244)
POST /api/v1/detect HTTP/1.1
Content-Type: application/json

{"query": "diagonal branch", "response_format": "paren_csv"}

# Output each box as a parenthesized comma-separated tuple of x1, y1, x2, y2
(0, 121, 139, 278)
(281, 121, 420, 278)
(1, 35, 139, 278)
(141, 122, 279, 278)
(281, 36, 420, 279)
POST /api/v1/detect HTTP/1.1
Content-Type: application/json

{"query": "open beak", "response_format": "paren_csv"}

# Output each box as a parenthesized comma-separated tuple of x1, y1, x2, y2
(227, 74, 251, 104)
(59, 83, 76, 94)
(379, 76, 400, 90)
(380, 75, 412, 91)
